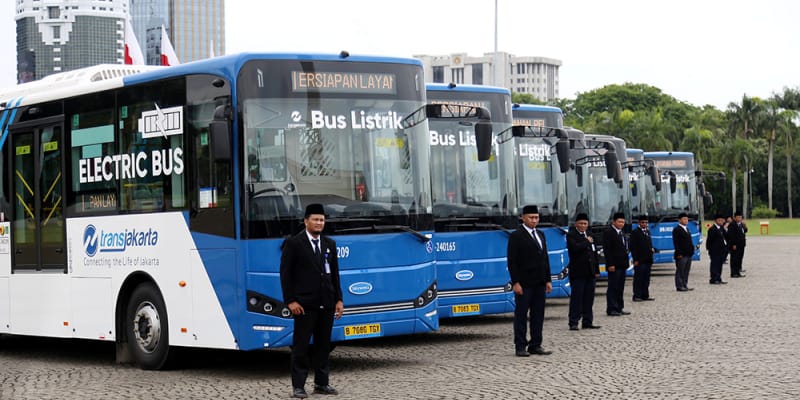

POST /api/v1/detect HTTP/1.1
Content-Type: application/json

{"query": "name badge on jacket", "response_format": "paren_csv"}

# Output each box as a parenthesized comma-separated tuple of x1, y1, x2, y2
(324, 249, 331, 274)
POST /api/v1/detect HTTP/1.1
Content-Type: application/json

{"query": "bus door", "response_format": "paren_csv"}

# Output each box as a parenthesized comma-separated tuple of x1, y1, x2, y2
(9, 118, 65, 271)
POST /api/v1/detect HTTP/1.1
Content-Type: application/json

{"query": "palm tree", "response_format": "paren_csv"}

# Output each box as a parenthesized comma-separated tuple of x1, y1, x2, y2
(777, 87, 800, 218)
(727, 95, 762, 217)
(760, 96, 796, 210)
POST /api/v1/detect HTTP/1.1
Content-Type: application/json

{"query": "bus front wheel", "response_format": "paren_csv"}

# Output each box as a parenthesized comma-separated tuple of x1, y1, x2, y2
(126, 282, 171, 370)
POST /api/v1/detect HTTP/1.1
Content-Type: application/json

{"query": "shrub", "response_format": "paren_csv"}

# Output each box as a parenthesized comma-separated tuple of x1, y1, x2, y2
(751, 206, 779, 219)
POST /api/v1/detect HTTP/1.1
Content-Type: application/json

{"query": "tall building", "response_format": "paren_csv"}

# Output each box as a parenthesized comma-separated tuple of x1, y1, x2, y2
(15, 0, 129, 83)
(130, 0, 225, 65)
(415, 52, 562, 102)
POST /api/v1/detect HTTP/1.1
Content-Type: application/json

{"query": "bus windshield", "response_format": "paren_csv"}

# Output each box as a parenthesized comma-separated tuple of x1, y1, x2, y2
(429, 117, 503, 219)
(242, 97, 431, 238)
(653, 168, 697, 216)
(514, 135, 567, 225)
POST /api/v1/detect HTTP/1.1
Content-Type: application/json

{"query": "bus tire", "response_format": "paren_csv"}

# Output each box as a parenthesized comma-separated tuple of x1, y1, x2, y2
(126, 282, 171, 370)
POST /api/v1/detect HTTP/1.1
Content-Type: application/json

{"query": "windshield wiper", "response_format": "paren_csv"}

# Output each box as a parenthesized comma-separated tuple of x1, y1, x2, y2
(335, 224, 430, 242)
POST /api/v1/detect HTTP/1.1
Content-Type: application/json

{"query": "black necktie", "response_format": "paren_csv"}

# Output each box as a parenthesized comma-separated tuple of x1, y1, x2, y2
(312, 238, 321, 256)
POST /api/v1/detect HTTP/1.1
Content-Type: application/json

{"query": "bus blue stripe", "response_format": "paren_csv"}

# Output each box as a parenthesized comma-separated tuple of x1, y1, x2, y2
(0, 98, 23, 150)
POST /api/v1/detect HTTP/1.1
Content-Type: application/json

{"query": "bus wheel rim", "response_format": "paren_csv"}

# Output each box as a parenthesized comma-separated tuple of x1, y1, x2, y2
(132, 301, 161, 353)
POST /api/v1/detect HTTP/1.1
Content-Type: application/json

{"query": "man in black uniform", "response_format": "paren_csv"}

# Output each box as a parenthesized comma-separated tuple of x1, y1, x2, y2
(280, 204, 344, 398)
(706, 213, 729, 285)
(566, 213, 601, 330)
(728, 210, 747, 278)
(507, 205, 553, 356)
(602, 212, 630, 316)
(672, 212, 695, 291)
(630, 215, 655, 301)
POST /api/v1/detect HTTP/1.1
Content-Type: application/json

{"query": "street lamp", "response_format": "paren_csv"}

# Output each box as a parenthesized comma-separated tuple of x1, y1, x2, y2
(749, 168, 754, 218)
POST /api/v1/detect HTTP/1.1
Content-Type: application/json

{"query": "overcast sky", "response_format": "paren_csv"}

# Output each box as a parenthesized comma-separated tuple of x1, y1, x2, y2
(2, 0, 799, 109)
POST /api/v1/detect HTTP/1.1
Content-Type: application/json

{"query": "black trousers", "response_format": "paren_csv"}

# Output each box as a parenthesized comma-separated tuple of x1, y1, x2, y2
(513, 284, 546, 351)
(568, 276, 596, 327)
(291, 307, 335, 389)
(709, 251, 727, 282)
(606, 267, 626, 314)
(730, 247, 745, 276)
(633, 263, 652, 299)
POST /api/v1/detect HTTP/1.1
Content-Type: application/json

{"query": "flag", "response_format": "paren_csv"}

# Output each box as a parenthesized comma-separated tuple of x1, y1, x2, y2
(160, 25, 180, 66)
(124, 17, 144, 65)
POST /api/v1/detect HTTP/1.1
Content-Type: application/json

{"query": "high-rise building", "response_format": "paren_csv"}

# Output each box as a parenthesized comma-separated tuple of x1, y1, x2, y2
(415, 52, 562, 102)
(130, 0, 225, 65)
(15, 0, 129, 83)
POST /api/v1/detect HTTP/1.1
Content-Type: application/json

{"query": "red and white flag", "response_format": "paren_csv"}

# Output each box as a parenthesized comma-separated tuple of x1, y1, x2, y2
(124, 17, 144, 65)
(160, 25, 180, 66)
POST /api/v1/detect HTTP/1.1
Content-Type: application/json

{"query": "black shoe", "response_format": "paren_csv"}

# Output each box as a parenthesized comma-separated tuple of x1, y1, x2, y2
(687, 287, 695, 291)
(607, 311, 622, 316)
(644, 297, 655, 301)
(292, 388, 309, 399)
(529, 347, 552, 355)
(677, 287, 688, 292)
(314, 385, 339, 395)
(632, 297, 645, 302)
(569, 325, 579, 331)
(583, 324, 601, 329)
(731, 274, 745, 278)
(620, 310, 631, 315)
(515, 350, 530, 357)
(741, 269, 747, 273)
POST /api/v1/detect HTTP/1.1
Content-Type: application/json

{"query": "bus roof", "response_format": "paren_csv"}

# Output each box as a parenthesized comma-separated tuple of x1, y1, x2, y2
(1, 52, 423, 108)
(512, 103, 562, 113)
(644, 151, 694, 158)
(425, 82, 510, 95)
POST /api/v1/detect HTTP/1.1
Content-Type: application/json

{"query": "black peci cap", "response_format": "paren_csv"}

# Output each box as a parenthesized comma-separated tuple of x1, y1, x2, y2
(304, 203, 326, 217)
(678, 212, 688, 219)
(575, 213, 589, 222)
(612, 212, 625, 221)
(522, 205, 539, 215)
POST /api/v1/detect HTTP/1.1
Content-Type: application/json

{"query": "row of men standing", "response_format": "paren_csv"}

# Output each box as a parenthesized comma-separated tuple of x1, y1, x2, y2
(509, 207, 747, 356)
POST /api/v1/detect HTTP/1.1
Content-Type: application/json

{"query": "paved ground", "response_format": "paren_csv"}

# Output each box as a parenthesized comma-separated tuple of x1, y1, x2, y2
(1, 236, 799, 399)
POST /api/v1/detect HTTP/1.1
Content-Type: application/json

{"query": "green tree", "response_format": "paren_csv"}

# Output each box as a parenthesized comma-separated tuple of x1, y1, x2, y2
(726, 95, 762, 217)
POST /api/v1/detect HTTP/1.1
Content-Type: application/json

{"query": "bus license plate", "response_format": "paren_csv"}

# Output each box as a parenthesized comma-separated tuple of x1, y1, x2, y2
(452, 304, 480, 315)
(343, 323, 381, 339)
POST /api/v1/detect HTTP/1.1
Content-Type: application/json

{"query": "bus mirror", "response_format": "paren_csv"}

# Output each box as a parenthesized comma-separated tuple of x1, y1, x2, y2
(698, 182, 706, 197)
(576, 166, 584, 187)
(556, 140, 570, 173)
(648, 165, 660, 187)
(704, 191, 714, 206)
(604, 151, 618, 179)
(670, 174, 677, 193)
(475, 122, 493, 162)
(612, 162, 623, 184)
(210, 120, 231, 161)
(631, 181, 638, 197)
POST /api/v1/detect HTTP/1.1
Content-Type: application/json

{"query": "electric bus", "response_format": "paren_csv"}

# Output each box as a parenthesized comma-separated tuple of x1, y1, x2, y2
(507, 104, 571, 298)
(0, 53, 492, 369)
(570, 133, 631, 277)
(644, 151, 702, 263)
(425, 83, 514, 318)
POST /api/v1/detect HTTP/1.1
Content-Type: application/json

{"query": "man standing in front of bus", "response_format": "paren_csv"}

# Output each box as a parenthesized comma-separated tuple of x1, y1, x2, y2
(280, 203, 344, 398)
(706, 213, 729, 285)
(728, 210, 747, 278)
(672, 212, 695, 292)
(507, 205, 553, 357)
(566, 213, 601, 330)
(630, 215, 655, 302)
(603, 212, 630, 316)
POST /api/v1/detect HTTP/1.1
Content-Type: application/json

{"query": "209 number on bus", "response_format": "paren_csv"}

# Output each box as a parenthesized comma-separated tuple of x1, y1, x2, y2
(337, 246, 350, 258)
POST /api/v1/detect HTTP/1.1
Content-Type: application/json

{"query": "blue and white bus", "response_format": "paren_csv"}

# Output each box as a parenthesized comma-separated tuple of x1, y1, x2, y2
(625, 148, 661, 219)
(570, 133, 631, 277)
(644, 151, 702, 263)
(507, 104, 571, 298)
(425, 83, 515, 318)
(0, 53, 490, 369)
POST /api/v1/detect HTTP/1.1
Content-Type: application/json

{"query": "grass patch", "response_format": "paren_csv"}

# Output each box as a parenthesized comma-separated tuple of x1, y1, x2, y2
(702, 218, 800, 236)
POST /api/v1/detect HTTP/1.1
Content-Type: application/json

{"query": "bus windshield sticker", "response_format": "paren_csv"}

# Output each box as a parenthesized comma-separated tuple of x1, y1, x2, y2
(139, 105, 184, 139)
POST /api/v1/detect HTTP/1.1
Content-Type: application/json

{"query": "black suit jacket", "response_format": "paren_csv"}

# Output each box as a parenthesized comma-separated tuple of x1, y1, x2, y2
(280, 231, 343, 309)
(566, 227, 599, 278)
(629, 228, 654, 264)
(602, 227, 629, 271)
(706, 224, 728, 258)
(672, 225, 694, 259)
(727, 222, 747, 249)
(507, 226, 552, 287)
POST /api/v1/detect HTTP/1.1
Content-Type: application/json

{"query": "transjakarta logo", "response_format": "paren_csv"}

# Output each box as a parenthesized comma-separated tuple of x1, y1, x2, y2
(349, 282, 373, 295)
(82, 224, 159, 257)
(519, 143, 551, 161)
(310, 110, 403, 130)
(455, 270, 474, 281)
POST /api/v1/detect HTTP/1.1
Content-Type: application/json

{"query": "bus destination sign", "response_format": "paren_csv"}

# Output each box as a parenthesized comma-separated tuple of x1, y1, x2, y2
(292, 71, 396, 94)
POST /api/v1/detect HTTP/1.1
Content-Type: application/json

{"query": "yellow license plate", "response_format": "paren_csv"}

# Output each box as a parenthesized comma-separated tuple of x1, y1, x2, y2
(452, 304, 480, 315)
(343, 323, 381, 339)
